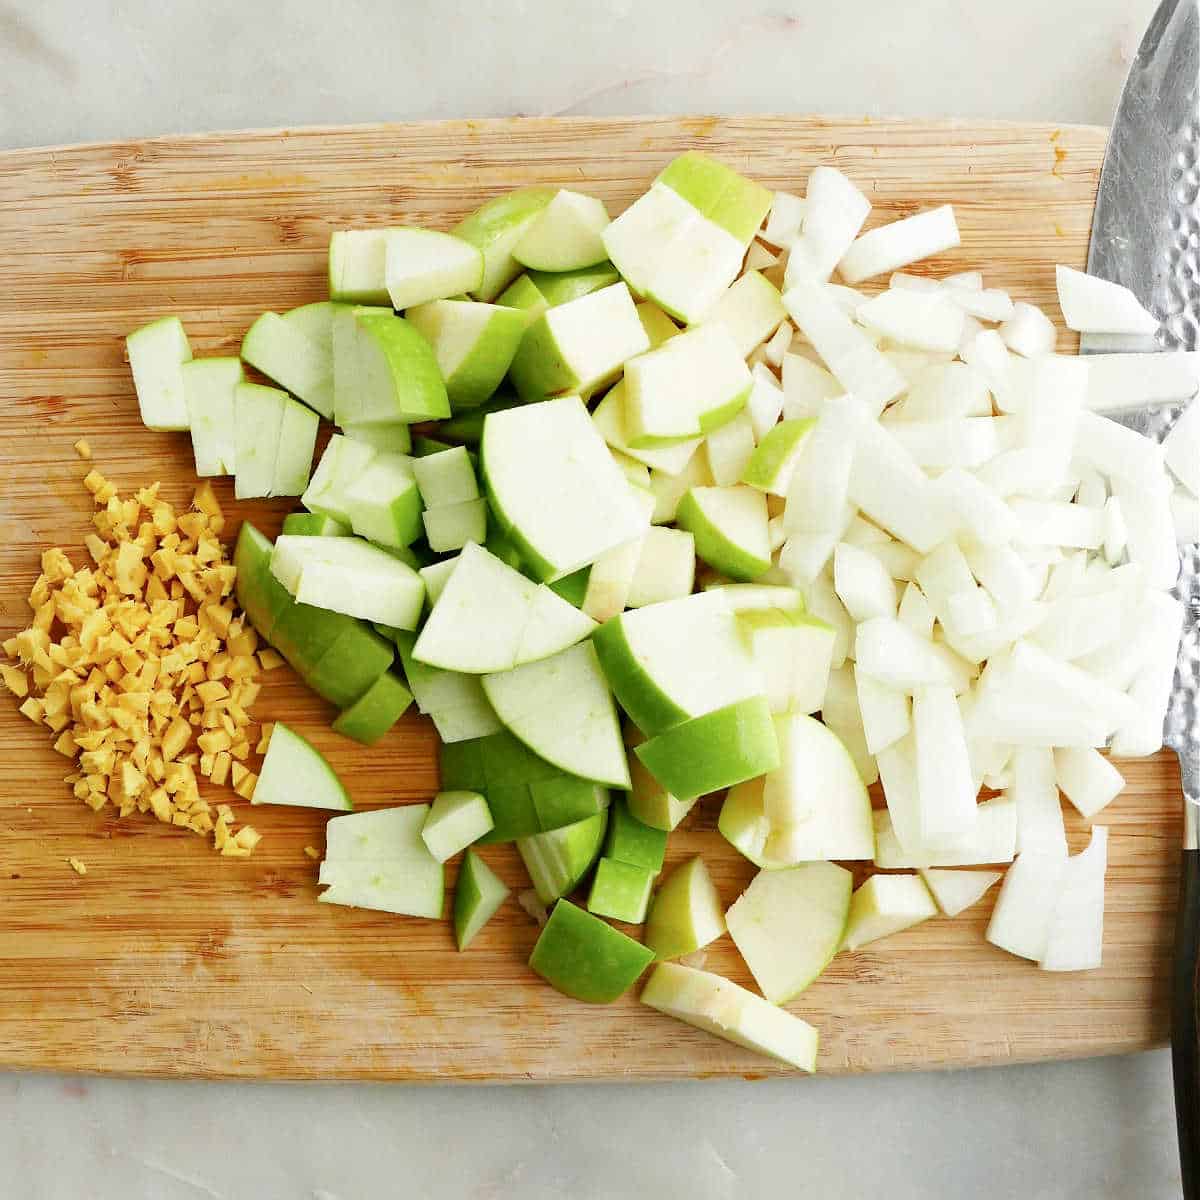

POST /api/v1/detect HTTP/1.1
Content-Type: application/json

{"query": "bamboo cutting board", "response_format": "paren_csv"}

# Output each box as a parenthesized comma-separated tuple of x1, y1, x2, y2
(0, 116, 1184, 1082)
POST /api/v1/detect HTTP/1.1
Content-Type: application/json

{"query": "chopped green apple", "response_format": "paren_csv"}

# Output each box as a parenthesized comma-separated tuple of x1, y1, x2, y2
(233, 382, 286, 499)
(635, 301, 681, 347)
(513, 189, 611, 272)
(741, 418, 815, 496)
(648, 451, 715, 524)
(454, 849, 510, 950)
(517, 810, 608, 904)
(241, 310, 334, 419)
(328, 229, 394, 303)
(623, 726, 698, 832)
(421, 790, 495, 862)
(481, 642, 629, 788)
(383, 227, 484, 309)
(330, 671, 413, 745)
(581, 535, 644, 622)
(508, 282, 649, 402)
(718, 778, 790, 870)
(496, 262, 621, 318)
(676, 485, 771, 581)
(406, 299, 525, 410)
(735, 607, 834, 715)
(306, 622, 395, 708)
(452, 187, 556, 301)
(546, 565, 591, 608)
(419, 556, 459, 607)
(841, 874, 937, 951)
(340, 452, 423, 548)
(626, 527, 696, 608)
(234, 522, 296, 640)
(644, 856, 725, 960)
(332, 302, 388, 425)
(253, 722, 352, 811)
(641, 962, 818, 1072)
(591, 382, 701, 475)
(482, 396, 650, 580)
(391, 627, 503, 740)
(341, 421, 412, 455)
(529, 898, 654, 1003)
(183, 357, 242, 476)
(423, 500, 488, 553)
(126, 315, 192, 431)
(268, 600, 355, 678)
(411, 445, 479, 507)
(635, 696, 780, 802)
(702, 270, 786, 356)
(725, 861, 853, 1003)
(437, 394, 522, 444)
(587, 857, 656, 923)
(413, 542, 595, 674)
(273, 395, 320, 497)
(302, 434, 377, 526)
(604, 793, 667, 872)
(282, 511, 351, 538)
(282, 300, 334, 350)
(918, 868, 1002, 917)
(353, 311, 450, 424)
(704, 410, 756, 487)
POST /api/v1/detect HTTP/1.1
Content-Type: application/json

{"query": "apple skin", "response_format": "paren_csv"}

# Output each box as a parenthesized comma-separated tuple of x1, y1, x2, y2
(656, 151, 773, 243)
(306, 623, 395, 709)
(675, 487, 771, 582)
(644, 856, 726, 961)
(354, 312, 450, 424)
(254, 721, 352, 812)
(453, 849, 510, 951)
(452, 187, 557, 301)
(234, 522, 294, 640)
(605, 794, 667, 872)
(592, 613, 690, 737)
(517, 810, 609, 904)
(270, 600, 357, 677)
(529, 899, 655, 1003)
(330, 671, 413, 745)
(587, 857, 656, 924)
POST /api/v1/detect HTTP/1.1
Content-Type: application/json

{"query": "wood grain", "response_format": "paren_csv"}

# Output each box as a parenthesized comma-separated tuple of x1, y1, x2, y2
(0, 116, 1182, 1082)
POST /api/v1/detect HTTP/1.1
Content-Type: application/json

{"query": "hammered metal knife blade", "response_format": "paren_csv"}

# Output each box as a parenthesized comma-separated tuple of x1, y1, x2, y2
(1081, 0, 1200, 1190)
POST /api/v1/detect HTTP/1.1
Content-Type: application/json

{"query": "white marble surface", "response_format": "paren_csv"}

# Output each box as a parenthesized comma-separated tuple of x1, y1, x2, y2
(0, 1, 1182, 1198)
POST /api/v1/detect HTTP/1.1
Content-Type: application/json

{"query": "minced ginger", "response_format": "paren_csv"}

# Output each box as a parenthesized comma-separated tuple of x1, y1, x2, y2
(1, 469, 262, 857)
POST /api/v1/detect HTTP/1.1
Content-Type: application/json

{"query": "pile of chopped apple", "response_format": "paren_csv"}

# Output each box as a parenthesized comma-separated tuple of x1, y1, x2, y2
(110, 151, 1195, 1073)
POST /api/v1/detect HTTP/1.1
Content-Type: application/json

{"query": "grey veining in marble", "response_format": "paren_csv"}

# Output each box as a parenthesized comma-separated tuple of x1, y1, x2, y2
(0, 1, 1180, 1198)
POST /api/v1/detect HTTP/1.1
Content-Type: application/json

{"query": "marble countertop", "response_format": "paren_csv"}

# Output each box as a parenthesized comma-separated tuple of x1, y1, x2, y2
(0, 1, 1180, 1198)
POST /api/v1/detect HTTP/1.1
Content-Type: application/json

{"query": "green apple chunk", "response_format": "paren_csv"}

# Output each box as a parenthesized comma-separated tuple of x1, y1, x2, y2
(495, 273, 549, 318)
(451, 188, 556, 301)
(412, 445, 479, 506)
(841, 874, 938, 951)
(183, 357, 242, 476)
(587, 857, 656, 924)
(760, 713, 874, 864)
(406, 299, 525, 410)
(741, 418, 815, 496)
(421, 790, 495, 862)
(605, 793, 667, 871)
(273, 395, 320, 497)
(302, 434, 377, 526)
(624, 727, 698, 831)
(391, 628, 502, 741)
(328, 229, 396, 303)
(413, 542, 595, 674)
(282, 511, 350, 537)
(233, 382, 286, 500)
(253, 722, 352, 810)
(423, 500, 488, 554)
(383, 227, 483, 309)
(726, 861, 854, 1003)
(591, 383, 701, 475)
(676, 486, 772, 581)
(636, 301, 681, 347)
(508, 283, 649, 402)
(735, 607, 834, 715)
(640, 962, 818, 1073)
(627, 527, 696, 608)
(269, 600, 355, 677)
(658, 151, 774, 244)
(498, 263, 623, 320)
(454, 849, 510, 950)
(513, 190, 611, 272)
(718, 779, 790, 870)
(126, 315, 192, 431)
(342, 421, 412, 455)
(517, 811, 609, 905)
(342, 452, 423, 549)
(271, 534, 425, 630)
(591, 589, 762, 737)
(482, 396, 650, 580)
(319, 805, 443, 919)
(482, 642, 629, 788)
(418, 556, 457, 606)
(282, 300, 334, 350)
(623, 324, 751, 448)
(702, 270, 786, 356)
(306, 622, 395, 708)
(354, 311, 450, 424)
(648, 451, 715, 524)
(636, 696, 780, 802)
(332, 303, 388, 426)
(241, 310, 334, 419)
(233, 522, 294, 640)
(644, 856, 725, 961)
(547, 565, 591, 608)
(529, 898, 654, 1003)
(330, 671, 413, 745)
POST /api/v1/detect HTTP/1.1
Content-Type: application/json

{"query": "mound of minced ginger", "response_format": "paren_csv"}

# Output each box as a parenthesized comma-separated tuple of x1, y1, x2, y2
(0, 461, 282, 857)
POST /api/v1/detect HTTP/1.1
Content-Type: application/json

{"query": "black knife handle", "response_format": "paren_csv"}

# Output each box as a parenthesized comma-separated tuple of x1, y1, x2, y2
(1175, 846, 1200, 1199)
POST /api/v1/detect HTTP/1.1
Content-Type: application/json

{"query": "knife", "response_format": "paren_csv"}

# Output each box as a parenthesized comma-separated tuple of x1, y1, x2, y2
(1082, 0, 1200, 1191)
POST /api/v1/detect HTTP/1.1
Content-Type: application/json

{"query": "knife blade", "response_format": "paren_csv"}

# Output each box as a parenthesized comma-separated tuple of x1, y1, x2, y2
(1082, 1, 1200, 1191)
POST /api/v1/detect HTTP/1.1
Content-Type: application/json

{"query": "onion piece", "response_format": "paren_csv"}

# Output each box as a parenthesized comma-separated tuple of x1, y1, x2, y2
(837, 206, 961, 285)
(1055, 265, 1157, 335)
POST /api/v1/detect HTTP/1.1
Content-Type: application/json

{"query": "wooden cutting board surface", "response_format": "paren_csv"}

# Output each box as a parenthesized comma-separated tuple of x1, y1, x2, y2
(0, 116, 1183, 1082)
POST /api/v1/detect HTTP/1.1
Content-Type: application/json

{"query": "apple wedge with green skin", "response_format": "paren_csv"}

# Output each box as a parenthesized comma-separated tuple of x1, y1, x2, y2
(272, 395, 320, 497)
(496, 262, 621, 320)
(252, 722, 352, 811)
(591, 383, 701, 475)
(234, 522, 295, 640)
(306, 622, 395, 709)
(406, 299, 526, 410)
(517, 811, 609, 905)
(269, 600, 355, 677)
(604, 794, 667, 871)
(411, 445, 479, 507)
(676, 485, 771, 582)
(529, 898, 654, 1003)
(383, 227, 483, 309)
(454, 849, 510, 950)
(760, 713, 874, 864)
(183, 357, 242, 476)
(718, 778, 791, 870)
(353, 311, 450, 424)
(330, 671, 413, 745)
(841, 874, 937, 951)
(512, 190, 611, 272)
(741, 418, 815, 496)
(726, 861, 853, 1003)
(508, 282, 649, 402)
(644, 856, 725, 961)
(641, 962, 818, 1072)
(282, 511, 351, 538)
(421, 790, 495, 863)
(623, 324, 752, 448)
(918, 868, 1002, 916)
(413, 542, 595, 674)
(233, 382, 286, 500)
(587, 858, 656, 924)
(481, 642, 630, 788)
(241, 310, 334, 419)
(482, 396, 651, 581)
(126, 315, 192, 431)
(624, 727, 698, 831)
(340, 452, 424, 549)
(451, 187, 556, 300)
(635, 696, 780, 802)
(592, 589, 762, 737)
(328, 229, 397, 304)
(302, 435, 377, 527)
(332, 303, 389, 426)
(342, 421, 412, 456)
(735, 607, 835, 715)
